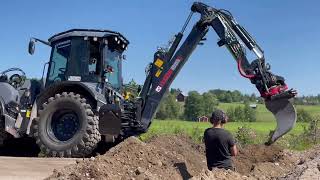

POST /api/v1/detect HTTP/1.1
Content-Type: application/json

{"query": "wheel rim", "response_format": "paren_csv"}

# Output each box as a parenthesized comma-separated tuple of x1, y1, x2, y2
(49, 110, 80, 142)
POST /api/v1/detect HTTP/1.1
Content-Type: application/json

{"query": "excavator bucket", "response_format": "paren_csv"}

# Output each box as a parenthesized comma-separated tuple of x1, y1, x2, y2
(265, 98, 297, 145)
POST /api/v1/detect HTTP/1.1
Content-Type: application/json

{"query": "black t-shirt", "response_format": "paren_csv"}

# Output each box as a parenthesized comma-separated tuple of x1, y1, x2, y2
(204, 128, 235, 170)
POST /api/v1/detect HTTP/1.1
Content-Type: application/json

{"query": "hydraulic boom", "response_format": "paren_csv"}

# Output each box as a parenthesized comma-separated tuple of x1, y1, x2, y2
(137, 2, 297, 144)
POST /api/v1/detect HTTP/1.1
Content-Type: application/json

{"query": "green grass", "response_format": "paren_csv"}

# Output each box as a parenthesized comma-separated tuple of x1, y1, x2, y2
(140, 120, 320, 150)
(140, 103, 320, 149)
(296, 105, 320, 116)
(218, 103, 320, 122)
(145, 120, 307, 134)
(140, 120, 308, 141)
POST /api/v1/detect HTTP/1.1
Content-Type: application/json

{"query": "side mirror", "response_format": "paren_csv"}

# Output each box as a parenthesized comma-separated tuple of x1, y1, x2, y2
(28, 39, 36, 55)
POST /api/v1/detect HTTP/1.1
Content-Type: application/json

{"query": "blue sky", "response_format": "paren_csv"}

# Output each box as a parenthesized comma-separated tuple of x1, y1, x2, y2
(0, 0, 319, 96)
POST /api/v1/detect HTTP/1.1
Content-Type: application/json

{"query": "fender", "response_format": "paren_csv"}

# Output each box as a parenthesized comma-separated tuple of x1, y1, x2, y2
(36, 81, 107, 109)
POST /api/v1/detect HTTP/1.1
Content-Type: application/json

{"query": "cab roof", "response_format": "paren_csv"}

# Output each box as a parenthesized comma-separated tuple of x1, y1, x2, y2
(48, 29, 129, 45)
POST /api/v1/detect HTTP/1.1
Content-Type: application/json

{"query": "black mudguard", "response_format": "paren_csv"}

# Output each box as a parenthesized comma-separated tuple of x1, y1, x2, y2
(98, 104, 121, 135)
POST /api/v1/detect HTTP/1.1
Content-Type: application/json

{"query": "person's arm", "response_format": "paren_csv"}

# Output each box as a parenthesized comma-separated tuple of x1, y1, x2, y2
(228, 133, 238, 156)
(230, 145, 238, 156)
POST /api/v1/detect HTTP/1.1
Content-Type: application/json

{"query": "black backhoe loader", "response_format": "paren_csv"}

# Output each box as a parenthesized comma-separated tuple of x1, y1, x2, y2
(0, 2, 297, 157)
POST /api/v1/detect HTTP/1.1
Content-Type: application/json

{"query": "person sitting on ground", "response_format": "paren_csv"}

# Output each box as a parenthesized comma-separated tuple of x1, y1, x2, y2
(204, 109, 238, 171)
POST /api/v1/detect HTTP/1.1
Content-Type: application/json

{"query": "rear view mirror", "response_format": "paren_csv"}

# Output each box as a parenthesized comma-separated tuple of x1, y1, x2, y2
(28, 39, 35, 55)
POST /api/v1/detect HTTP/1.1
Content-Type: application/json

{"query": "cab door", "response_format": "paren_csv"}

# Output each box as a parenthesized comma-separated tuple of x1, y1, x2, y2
(46, 40, 71, 87)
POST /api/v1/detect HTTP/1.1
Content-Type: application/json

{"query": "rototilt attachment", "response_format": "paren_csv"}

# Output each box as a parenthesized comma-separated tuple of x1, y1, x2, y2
(264, 98, 297, 145)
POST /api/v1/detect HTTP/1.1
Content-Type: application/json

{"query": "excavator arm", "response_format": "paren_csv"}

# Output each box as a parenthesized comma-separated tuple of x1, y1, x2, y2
(136, 2, 297, 144)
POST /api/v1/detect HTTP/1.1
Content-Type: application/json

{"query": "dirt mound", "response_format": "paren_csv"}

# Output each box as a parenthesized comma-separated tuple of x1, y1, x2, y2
(147, 135, 206, 175)
(235, 145, 289, 172)
(47, 135, 318, 180)
(191, 169, 256, 180)
(279, 145, 320, 180)
(48, 135, 207, 180)
(234, 144, 298, 179)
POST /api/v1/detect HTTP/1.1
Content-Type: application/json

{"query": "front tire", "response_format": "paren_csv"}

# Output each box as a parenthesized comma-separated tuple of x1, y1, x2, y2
(33, 92, 101, 157)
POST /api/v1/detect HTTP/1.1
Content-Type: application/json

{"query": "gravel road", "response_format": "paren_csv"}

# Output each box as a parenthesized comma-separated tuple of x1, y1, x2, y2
(0, 157, 76, 180)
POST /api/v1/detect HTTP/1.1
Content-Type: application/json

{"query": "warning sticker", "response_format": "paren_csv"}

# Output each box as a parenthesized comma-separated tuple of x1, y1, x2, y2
(155, 69, 162, 77)
(155, 56, 183, 93)
(154, 58, 164, 68)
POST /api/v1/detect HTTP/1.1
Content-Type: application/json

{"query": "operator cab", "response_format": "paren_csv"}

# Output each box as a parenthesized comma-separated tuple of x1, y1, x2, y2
(30, 29, 129, 90)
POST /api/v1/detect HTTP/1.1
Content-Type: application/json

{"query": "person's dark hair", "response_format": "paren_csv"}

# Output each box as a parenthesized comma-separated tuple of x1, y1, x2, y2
(210, 109, 227, 124)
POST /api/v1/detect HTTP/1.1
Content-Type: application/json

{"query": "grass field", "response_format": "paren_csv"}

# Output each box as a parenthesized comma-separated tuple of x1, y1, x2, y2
(139, 103, 320, 149)
(218, 103, 320, 122)
(140, 120, 319, 150)
(142, 120, 306, 136)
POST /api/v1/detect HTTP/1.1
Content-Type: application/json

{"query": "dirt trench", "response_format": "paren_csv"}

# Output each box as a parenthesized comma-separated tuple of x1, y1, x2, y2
(47, 134, 320, 180)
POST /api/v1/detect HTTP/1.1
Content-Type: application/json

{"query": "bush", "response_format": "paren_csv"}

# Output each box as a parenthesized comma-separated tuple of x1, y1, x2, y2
(243, 103, 257, 122)
(235, 125, 256, 146)
(286, 116, 320, 150)
(226, 108, 235, 122)
(234, 106, 244, 122)
(303, 116, 320, 144)
(190, 126, 203, 143)
(297, 108, 313, 122)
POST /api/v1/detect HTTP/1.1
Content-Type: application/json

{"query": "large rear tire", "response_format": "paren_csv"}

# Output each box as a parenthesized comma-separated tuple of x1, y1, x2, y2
(33, 92, 101, 157)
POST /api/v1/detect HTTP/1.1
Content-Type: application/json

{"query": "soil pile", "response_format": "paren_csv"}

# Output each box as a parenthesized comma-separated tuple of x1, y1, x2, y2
(233, 144, 298, 179)
(47, 135, 319, 180)
(279, 145, 320, 180)
(48, 135, 207, 180)
(191, 169, 256, 180)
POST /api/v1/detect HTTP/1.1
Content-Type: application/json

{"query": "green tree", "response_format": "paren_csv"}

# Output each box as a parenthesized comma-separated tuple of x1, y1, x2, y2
(124, 79, 140, 97)
(202, 92, 219, 117)
(226, 107, 235, 122)
(243, 103, 257, 122)
(231, 90, 242, 102)
(234, 106, 244, 122)
(184, 91, 204, 120)
(156, 92, 182, 120)
(224, 92, 233, 103)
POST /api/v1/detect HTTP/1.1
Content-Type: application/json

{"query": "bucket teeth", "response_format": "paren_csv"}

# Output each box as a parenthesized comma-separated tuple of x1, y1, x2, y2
(265, 98, 297, 145)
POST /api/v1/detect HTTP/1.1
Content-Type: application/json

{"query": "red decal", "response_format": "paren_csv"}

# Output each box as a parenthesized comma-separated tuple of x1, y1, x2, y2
(260, 84, 288, 98)
(159, 69, 173, 87)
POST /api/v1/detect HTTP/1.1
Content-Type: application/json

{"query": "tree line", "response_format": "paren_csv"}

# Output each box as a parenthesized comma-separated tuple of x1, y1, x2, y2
(124, 79, 316, 122)
(294, 95, 320, 105)
(155, 89, 257, 122)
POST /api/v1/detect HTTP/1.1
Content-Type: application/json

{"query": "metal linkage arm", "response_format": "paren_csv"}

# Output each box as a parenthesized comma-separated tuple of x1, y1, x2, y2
(137, 2, 295, 133)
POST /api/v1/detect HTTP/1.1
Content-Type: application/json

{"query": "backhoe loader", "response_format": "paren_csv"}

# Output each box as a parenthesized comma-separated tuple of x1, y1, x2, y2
(0, 2, 297, 157)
